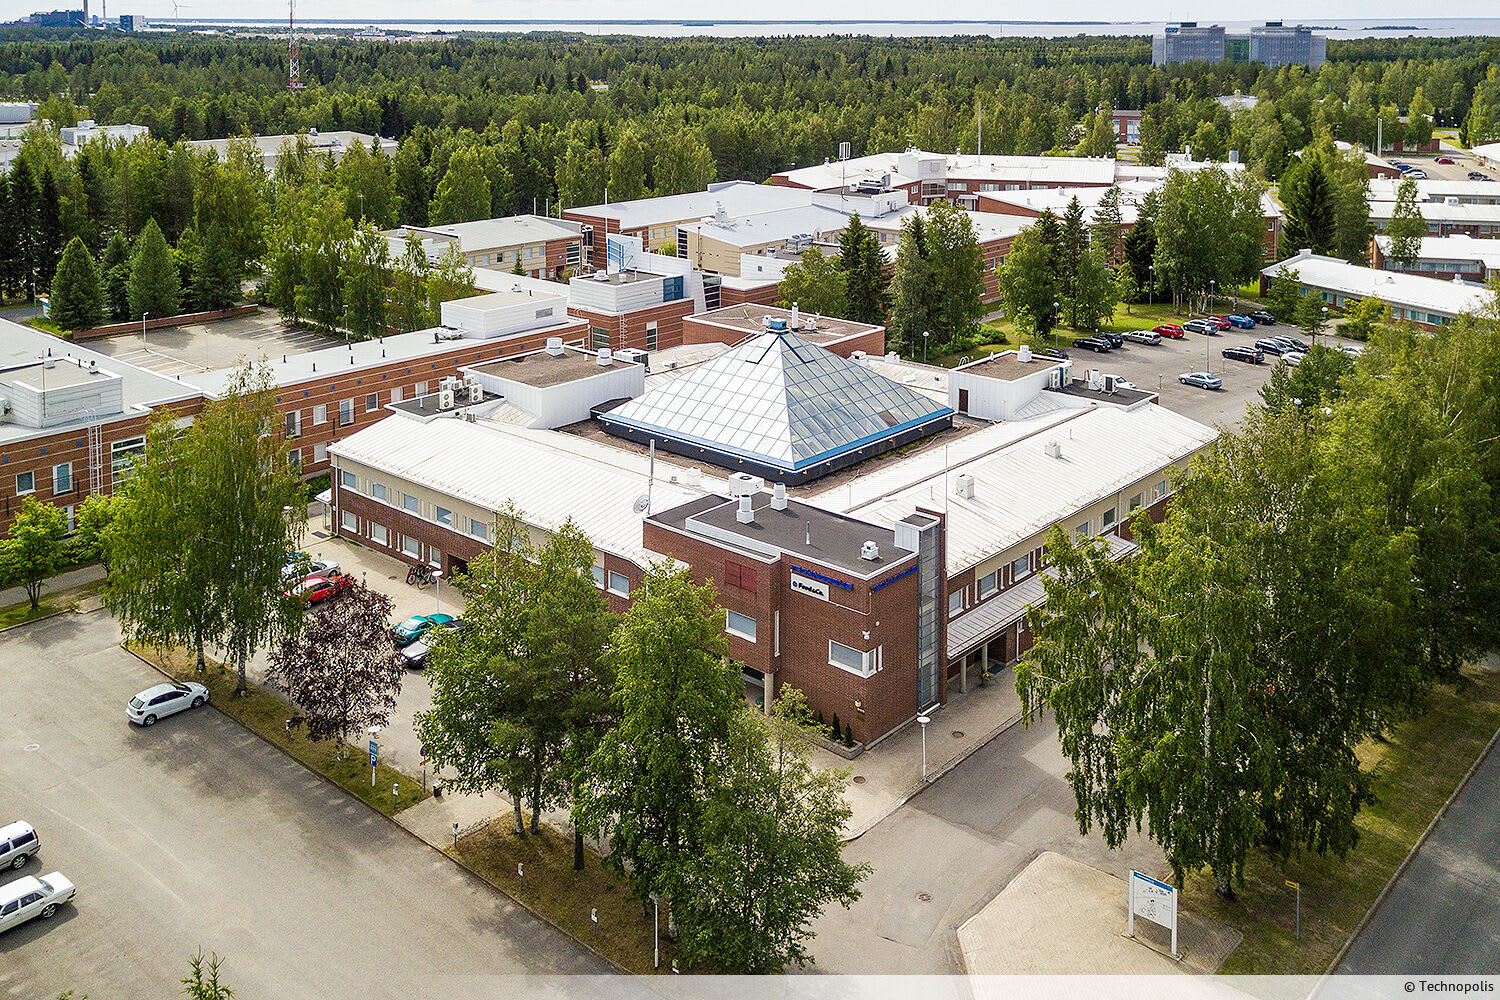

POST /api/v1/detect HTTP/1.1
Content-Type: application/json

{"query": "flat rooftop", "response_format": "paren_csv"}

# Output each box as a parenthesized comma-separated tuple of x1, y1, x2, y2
(656, 492, 907, 577)
(86, 311, 344, 378)
(0, 360, 114, 390)
(1050, 379, 1157, 407)
(690, 304, 879, 344)
(574, 268, 666, 286)
(398, 215, 581, 250)
(469, 349, 633, 388)
(955, 352, 1065, 382)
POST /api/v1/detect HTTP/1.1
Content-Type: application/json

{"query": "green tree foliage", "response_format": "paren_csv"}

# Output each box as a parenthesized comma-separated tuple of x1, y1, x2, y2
(341, 224, 392, 339)
(1259, 343, 1354, 416)
(426, 242, 476, 319)
(672, 690, 870, 972)
(104, 364, 306, 690)
(1154, 166, 1265, 313)
(1076, 106, 1118, 159)
(99, 233, 133, 321)
(181, 949, 234, 1000)
(997, 225, 1060, 335)
(48, 236, 102, 332)
(555, 139, 606, 211)
(390, 233, 434, 333)
(1020, 406, 1423, 896)
(923, 200, 987, 352)
(70, 493, 115, 574)
(430, 147, 492, 225)
(574, 564, 741, 912)
(606, 127, 647, 203)
(776, 249, 847, 319)
(337, 138, 398, 227)
(128, 219, 181, 319)
(1339, 296, 1388, 341)
(887, 212, 939, 355)
(1384, 178, 1427, 271)
(653, 130, 716, 196)
(192, 223, 239, 312)
(1, 497, 67, 610)
(1280, 155, 1337, 255)
(838, 213, 889, 325)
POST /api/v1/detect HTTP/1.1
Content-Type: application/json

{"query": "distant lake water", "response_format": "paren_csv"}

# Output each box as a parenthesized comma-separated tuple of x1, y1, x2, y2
(160, 18, 1500, 39)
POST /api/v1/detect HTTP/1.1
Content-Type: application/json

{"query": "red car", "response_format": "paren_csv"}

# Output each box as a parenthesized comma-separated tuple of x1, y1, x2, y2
(1204, 316, 1233, 330)
(1436, 156, 1455, 164)
(1153, 323, 1185, 339)
(287, 572, 352, 604)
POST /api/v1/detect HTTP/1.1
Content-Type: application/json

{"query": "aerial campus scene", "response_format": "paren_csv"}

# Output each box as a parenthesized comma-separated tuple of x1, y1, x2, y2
(0, 1, 1497, 998)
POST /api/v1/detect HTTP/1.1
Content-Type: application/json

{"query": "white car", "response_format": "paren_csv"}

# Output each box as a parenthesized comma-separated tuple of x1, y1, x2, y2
(127, 681, 209, 726)
(0, 872, 75, 933)
(1282, 351, 1306, 366)
(1336, 343, 1365, 357)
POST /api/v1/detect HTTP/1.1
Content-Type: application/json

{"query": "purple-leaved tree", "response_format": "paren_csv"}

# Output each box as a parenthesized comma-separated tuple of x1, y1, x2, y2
(268, 581, 403, 754)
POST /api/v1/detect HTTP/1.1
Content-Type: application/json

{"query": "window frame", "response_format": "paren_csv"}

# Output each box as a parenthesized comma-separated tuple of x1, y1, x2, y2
(365, 392, 379, 412)
(53, 461, 72, 495)
(607, 571, 630, 597)
(339, 399, 355, 427)
(725, 610, 757, 642)
(15, 470, 34, 495)
(977, 570, 999, 599)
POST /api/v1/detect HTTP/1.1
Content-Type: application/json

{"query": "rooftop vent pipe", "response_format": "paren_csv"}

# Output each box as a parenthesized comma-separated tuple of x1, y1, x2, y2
(597, 349, 613, 367)
(861, 540, 880, 561)
(737, 495, 755, 524)
(771, 483, 788, 510)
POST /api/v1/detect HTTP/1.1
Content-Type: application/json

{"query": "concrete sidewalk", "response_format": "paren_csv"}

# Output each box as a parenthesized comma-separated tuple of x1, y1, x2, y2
(0, 562, 106, 610)
(816, 676, 1025, 839)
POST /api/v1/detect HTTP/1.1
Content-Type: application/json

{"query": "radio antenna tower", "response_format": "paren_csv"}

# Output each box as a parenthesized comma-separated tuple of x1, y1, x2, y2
(287, 0, 305, 92)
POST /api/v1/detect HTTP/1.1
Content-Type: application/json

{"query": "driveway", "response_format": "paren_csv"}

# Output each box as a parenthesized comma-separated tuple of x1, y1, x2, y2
(0, 611, 604, 1000)
(1337, 732, 1500, 974)
(805, 709, 1171, 973)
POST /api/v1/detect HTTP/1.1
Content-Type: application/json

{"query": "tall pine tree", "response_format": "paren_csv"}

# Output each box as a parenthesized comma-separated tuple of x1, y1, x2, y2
(48, 237, 102, 332)
(128, 219, 181, 319)
(838, 213, 889, 326)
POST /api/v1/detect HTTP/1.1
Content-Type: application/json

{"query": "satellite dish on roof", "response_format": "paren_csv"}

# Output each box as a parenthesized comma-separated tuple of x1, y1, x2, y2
(633, 494, 651, 514)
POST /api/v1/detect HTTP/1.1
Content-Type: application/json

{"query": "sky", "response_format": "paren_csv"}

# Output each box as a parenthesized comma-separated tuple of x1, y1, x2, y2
(10, 0, 1500, 27)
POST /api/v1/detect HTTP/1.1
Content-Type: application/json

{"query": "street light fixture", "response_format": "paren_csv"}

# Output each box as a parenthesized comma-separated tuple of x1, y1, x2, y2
(432, 568, 444, 615)
(922, 330, 930, 364)
(650, 894, 661, 969)
(917, 714, 932, 780)
(1148, 264, 1154, 307)
(141, 312, 149, 338)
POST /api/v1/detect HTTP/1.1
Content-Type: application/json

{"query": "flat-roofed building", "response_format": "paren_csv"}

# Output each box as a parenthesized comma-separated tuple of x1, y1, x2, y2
(1262, 249, 1491, 331)
(188, 130, 398, 172)
(387, 215, 587, 280)
(1372, 234, 1500, 282)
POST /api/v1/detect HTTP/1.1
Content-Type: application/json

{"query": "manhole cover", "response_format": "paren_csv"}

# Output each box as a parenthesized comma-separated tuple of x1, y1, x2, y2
(23, 744, 39, 752)
(952, 731, 965, 739)
(852, 775, 866, 784)
(917, 892, 932, 902)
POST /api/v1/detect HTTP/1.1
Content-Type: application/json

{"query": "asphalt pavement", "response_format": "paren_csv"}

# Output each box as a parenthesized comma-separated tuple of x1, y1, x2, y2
(1337, 731, 1500, 975)
(0, 610, 605, 1000)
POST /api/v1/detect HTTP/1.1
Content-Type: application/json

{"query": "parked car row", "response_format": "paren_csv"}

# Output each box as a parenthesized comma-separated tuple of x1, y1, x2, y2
(1, 821, 76, 935)
(391, 613, 466, 669)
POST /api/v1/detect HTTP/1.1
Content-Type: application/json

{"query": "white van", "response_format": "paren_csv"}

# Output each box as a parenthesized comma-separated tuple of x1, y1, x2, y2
(0, 821, 40, 870)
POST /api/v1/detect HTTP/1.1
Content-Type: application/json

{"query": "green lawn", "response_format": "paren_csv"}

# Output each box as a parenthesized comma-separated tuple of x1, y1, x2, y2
(1187, 665, 1500, 974)
(0, 579, 105, 630)
(452, 819, 682, 974)
(130, 644, 431, 817)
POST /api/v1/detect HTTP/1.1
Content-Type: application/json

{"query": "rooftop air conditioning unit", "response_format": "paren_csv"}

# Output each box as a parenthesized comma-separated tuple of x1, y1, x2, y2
(860, 540, 880, 561)
(437, 389, 456, 410)
(1048, 369, 1063, 389)
(954, 473, 976, 500)
(727, 472, 764, 497)
(1103, 375, 1119, 394)
(468, 384, 483, 403)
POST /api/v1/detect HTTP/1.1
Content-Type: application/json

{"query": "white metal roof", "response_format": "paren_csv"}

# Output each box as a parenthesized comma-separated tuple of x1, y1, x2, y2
(397, 215, 581, 251)
(1264, 250, 1491, 317)
(327, 414, 714, 567)
(1367, 178, 1500, 203)
(822, 402, 1217, 574)
(1370, 200, 1500, 223)
(1374, 234, 1500, 268)
(569, 181, 813, 230)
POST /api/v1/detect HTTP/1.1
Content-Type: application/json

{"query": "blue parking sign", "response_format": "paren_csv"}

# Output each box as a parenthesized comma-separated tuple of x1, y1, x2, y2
(368, 741, 378, 768)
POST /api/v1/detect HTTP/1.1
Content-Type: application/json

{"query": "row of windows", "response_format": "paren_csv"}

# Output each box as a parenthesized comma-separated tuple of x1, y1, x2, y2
(14, 436, 148, 498)
(340, 509, 444, 567)
(14, 462, 72, 498)
(340, 470, 489, 541)
(285, 394, 384, 437)
(590, 564, 631, 597)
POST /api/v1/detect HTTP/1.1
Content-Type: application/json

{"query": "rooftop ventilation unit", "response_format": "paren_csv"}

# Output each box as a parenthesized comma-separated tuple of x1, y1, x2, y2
(546, 337, 565, 356)
(736, 495, 755, 524)
(727, 472, 764, 497)
(1018, 345, 1032, 363)
(1044, 440, 1063, 459)
(437, 389, 456, 410)
(771, 482, 788, 510)
(954, 473, 976, 500)
(860, 540, 880, 561)
(766, 318, 789, 333)
(596, 349, 613, 367)
(789, 303, 801, 329)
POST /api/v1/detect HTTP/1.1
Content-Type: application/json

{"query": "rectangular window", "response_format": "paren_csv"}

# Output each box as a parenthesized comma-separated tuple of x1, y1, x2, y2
(365, 393, 379, 412)
(313, 443, 328, 463)
(434, 506, 453, 527)
(341, 470, 357, 490)
(402, 534, 421, 557)
(591, 565, 606, 589)
(470, 519, 489, 541)
(287, 448, 301, 470)
(1010, 555, 1030, 580)
(978, 571, 999, 599)
(110, 437, 146, 485)
(391, 386, 404, 404)
(1102, 508, 1117, 528)
(313, 404, 327, 425)
(285, 410, 301, 437)
(340, 509, 358, 531)
(415, 381, 428, 397)
(370, 523, 388, 546)
(646, 322, 659, 351)
(829, 640, 876, 677)
(724, 560, 758, 594)
(16, 470, 35, 495)
(590, 327, 610, 351)
(607, 571, 630, 597)
(403, 494, 420, 513)
(1153, 479, 1169, 501)
(948, 590, 964, 616)
(370, 483, 387, 502)
(339, 399, 355, 426)
(1128, 492, 1144, 512)
(52, 462, 72, 495)
(726, 610, 757, 642)
(1075, 521, 1090, 540)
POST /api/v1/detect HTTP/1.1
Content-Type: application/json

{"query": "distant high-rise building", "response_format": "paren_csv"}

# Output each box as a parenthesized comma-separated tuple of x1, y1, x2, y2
(1153, 21, 1326, 69)
(27, 8, 86, 26)
(118, 12, 147, 30)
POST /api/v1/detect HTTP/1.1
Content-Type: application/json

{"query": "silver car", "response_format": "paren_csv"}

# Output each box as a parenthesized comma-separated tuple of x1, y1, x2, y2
(127, 681, 209, 726)
(1122, 330, 1161, 346)
(0, 822, 40, 871)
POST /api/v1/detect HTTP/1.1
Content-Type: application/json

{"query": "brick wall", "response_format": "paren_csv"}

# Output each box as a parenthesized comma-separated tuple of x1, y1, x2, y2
(569, 299, 697, 353)
(720, 282, 781, 308)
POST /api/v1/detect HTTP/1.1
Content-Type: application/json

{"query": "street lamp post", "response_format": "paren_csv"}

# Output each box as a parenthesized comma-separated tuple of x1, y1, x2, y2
(1148, 264, 1154, 307)
(917, 714, 932, 780)
(650, 894, 661, 969)
(141, 312, 149, 338)
(922, 330, 930, 364)
(1209, 279, 1216, 317)
(1320, 305, 1328, 345)
(432, 568, 444, 615)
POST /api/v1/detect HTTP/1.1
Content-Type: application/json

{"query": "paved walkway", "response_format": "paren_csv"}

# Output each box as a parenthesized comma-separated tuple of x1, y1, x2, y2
(0, 562, 106, 610)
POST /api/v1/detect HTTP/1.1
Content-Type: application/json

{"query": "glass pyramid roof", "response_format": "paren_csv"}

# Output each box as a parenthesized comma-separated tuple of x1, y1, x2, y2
(600, 327, 953, 473)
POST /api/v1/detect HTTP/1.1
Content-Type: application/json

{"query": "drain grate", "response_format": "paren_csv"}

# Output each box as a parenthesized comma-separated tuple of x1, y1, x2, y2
(852, 775, 866, 784)
(952, 730, 965, 739)
(917, 892, 932, 902)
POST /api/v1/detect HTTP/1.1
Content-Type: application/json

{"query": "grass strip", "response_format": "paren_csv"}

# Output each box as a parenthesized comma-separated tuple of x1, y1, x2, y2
(1187, 665, 1500, 973)
(0, 579, 105, 630)
(128, 643, 430, 817)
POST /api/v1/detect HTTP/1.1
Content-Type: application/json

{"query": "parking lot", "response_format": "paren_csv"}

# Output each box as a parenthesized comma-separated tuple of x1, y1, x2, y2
(87, 311, 343, 377)
(0, 611, 601, 1000)
(1388, 144, 1498, 182)
(1063, 318, 1361, 427)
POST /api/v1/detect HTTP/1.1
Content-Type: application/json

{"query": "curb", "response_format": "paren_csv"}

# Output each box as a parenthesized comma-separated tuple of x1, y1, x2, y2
(0, 605, 78, 634)
(122, 643, 631, 975)
(845, 707, 1026, 842)
(1321, 721, 1500, 977)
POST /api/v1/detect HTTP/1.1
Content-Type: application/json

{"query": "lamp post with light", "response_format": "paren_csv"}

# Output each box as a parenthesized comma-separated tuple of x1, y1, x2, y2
(922, 330, 930, 364)
(918, 714, 932, 780)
